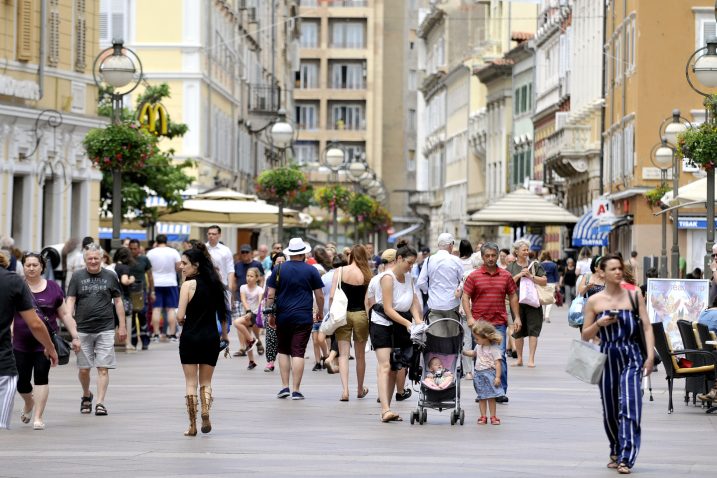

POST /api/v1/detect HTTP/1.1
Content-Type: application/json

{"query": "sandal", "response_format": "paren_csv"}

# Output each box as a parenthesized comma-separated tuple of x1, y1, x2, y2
(33, 421, 45, 430)
(490, 416, 501, 425)
(607, 456, 618, 469)
(20, 408, 33, 424)
(94, 403, 108, 416)
(357, 387, 369, 399)
(80, 393, 93, 414)
(380, 410, 401, 422)
(256, 340, 264, 355)
(340, 394, 349, 402)
(477, 416, 488, 425)
(617, 463, 631, 475)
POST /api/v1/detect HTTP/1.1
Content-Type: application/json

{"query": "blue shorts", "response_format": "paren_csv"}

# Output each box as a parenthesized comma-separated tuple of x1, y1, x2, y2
(154, 286, 179, 309)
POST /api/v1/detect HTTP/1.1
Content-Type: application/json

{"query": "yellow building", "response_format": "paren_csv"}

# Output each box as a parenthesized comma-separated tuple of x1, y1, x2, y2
(603, 0, 710, 271)
(0, 0, 104, 251)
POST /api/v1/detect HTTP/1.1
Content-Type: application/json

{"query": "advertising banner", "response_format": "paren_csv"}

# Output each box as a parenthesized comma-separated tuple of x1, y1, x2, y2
(646, 278, 710, 350)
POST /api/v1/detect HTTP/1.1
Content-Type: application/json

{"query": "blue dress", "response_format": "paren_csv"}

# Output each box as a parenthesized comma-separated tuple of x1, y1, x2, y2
(596, 308, 644, 469)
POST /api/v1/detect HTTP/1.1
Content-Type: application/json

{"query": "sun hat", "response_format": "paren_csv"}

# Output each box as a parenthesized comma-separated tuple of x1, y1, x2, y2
(283, 237, 312, 257)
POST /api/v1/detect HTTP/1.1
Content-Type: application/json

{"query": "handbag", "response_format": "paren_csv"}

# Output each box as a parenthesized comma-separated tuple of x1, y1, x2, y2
(529, 262, 555, 305)
(32, 296, 71, 366)
(568, 295, 585, 327)
(130, 290, 144, 311)
(555, 288, 564, 307)
(518, 276, 540, 308)
(627, 291, 660, 365)
(566, 339, 607, 384)
(319, 267, 348, 335)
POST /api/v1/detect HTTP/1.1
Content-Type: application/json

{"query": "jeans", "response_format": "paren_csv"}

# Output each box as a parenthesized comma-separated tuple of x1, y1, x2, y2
(495, 324, 508, 395)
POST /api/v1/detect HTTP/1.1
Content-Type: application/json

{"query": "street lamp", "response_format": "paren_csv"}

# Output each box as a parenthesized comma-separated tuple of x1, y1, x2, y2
(92, 39, 143, 250)
(652, 139, 673, 278)
(266, 109, 296, 242)
(659, 109, 692, 278)
(324, 143, 346, 244)
(686, 31, 717, 278)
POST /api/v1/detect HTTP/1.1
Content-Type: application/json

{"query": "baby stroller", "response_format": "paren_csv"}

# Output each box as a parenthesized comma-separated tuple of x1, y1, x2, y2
(409, 318, 466, 426)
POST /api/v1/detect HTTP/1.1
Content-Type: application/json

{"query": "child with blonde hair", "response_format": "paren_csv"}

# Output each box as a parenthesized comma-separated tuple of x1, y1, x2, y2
(463, 321, 503, 425)
(233, 268, 263, 369)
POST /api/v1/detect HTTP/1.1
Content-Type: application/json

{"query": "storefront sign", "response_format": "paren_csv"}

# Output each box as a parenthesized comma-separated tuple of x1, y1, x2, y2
(0, 74, 40, 100)
(138, 103, 168, 134)
(677, 217, 717, 229)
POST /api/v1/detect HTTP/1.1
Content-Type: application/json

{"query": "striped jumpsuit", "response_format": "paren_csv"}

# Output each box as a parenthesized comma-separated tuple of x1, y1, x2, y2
(597, 309, 644, 469)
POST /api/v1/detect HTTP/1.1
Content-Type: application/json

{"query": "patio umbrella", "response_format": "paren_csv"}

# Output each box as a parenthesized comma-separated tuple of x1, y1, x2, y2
(660, 177, 717, 206)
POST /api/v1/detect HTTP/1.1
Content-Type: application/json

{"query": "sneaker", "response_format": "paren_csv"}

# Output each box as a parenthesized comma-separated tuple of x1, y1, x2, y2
(169, 335, 179, 343)
(312, 363, 322, 372)
(247, 361, 257, 370)
(396, 388, 412, 401)
(151, 335, 159, 343)
(291, 391, 305, 400)
(276, 387, 290, 399)
(264, 362, 275, 372)
(496, 395, 509, 403)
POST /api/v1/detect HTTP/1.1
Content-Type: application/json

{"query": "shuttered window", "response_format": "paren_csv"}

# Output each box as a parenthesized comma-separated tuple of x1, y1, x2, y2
(48, 0, 60, 67)
(75, 0, 87, 72)
(17, 0, 34, 62)
(99, 0, 128, 47)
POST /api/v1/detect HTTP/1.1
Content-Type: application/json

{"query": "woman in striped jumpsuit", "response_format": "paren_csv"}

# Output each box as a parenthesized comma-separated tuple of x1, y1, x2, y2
(582, 253, 655, 475)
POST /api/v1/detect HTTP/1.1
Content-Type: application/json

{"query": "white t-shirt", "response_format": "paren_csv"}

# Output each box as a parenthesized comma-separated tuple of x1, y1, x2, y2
(240, 284, 264, 314)
(576, 258, 592, 277)
(147, 246, 181, 287)
(473, 344, 502, 372)
(371, 270, 413, 327)
(206, 242, 234, 286)
(321, 269, 336, 317)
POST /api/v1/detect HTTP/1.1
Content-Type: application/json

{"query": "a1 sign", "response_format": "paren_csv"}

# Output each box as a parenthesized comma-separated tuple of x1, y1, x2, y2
(592, 198, 615, 223)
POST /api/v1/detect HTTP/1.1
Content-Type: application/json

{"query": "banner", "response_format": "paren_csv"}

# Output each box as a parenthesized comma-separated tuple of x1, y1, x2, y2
(646, 278, 710, 350)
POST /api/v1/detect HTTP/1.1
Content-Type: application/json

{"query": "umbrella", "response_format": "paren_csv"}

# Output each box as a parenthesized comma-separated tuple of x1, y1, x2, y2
(660, 177, 717, 206)
(466, 189, 579, 225)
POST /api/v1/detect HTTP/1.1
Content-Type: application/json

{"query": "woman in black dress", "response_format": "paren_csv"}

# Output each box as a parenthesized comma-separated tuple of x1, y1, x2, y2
(177, 244, 229, 436)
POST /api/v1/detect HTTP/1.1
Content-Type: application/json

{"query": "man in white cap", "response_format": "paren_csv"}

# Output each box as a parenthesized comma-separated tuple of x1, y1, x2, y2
(264, 238, 324, 400)
(416, 233, 465, 322)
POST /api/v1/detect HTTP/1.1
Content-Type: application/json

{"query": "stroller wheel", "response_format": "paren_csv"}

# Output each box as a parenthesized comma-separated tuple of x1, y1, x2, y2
(410, 411, 416, 425)
(421, 408, 427, 424)
(450, 411, 457, 425)
(459, 409, 465, 425)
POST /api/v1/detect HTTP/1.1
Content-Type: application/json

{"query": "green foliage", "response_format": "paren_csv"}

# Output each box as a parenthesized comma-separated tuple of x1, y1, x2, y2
(677, 95, 717, 171)
(347, 193, 375, 220)
(256, 164, 313, 209)
(644, 183, 671, 208)
(316, 185, 352, 211)
(83, 122, 156, 171)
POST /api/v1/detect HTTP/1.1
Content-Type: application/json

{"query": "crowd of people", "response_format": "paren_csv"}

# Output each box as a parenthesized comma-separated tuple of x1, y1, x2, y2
(0, 231, 684, 474)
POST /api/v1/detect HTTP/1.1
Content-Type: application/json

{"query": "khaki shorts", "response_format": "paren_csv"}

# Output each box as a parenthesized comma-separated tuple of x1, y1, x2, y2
(77, 331, 117, 369)
(334, 310, 369, 343)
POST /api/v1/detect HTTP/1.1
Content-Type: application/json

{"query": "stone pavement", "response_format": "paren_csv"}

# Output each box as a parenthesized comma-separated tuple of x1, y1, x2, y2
(0, 306, 715, 477)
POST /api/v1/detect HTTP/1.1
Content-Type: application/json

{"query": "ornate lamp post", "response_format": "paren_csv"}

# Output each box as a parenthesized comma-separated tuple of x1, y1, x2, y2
(686, 30, 717, 278)
(266, 109, 296, 242)
(92, 39, 143, 249)
(324, 144, 346, 244)
(652, 139, 673, 278)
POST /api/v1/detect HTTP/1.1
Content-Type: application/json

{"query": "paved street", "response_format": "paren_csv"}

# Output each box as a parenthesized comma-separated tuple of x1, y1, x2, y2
(1, 306, 714, 477)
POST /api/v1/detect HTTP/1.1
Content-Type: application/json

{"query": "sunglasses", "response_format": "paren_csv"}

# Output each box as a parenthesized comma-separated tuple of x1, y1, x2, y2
(712, 253, 717, 259)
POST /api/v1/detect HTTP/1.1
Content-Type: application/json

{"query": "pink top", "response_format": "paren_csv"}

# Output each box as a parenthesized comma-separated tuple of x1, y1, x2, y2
(473, 344, 501, 372)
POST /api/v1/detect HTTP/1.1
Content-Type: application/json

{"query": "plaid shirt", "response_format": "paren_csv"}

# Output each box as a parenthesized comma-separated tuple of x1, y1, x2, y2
(463, 265, 517, 326)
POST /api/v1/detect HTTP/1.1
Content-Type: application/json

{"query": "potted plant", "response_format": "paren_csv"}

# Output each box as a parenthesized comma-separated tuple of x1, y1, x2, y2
(256, 164, 313, 241)
(676, 94, 717, 171)
(644, 184, 671, 209)
(83, 122, 156, 172)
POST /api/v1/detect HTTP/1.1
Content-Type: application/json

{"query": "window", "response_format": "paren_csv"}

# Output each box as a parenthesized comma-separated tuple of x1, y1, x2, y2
(16, 0, 33, 61)
(513, 83, 532, 115)
(100, 0, 128, 47)
(74, 0, 87, 72)
(296, 61, 319, 88)
(343, 143, 365, 162)
(330, 61, 365, 89)
(295, 102, 319, 130)
(300, 20, 319, 48)
(408, 109, 416, 132)
(331, 20, 366, 48)
(293, 141, 318, 165)
(48, 0, 60, 67)
(408, 69, 417, 91)
(623, 121, 634, 178)
(407, 149, 416, 172)
(331, 103, 364, 130)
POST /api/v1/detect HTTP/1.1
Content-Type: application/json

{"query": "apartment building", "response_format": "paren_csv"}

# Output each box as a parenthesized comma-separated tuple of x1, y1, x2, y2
(0, 0, 104, 251)
(603, 0, 711, 269)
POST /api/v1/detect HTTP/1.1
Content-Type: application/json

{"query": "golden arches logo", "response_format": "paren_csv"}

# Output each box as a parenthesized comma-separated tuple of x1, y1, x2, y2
(138, 103, 168, 135)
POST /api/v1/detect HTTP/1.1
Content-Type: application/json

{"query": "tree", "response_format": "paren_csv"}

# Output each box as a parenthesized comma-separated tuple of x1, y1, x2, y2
(85, 83, 195, 226)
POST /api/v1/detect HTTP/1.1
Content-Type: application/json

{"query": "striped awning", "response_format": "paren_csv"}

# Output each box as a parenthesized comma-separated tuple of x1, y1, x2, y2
(387, 223, 422, 243)
(520, 234, 544, 251)
(571, 211, 609, 247)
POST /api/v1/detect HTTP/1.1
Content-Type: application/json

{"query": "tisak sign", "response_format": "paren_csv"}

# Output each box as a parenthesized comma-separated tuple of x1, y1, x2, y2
(138, 102, 168, 135)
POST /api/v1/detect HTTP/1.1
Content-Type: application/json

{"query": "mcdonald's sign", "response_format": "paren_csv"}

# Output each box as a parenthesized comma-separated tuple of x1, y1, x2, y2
(138, 102, 168, 135)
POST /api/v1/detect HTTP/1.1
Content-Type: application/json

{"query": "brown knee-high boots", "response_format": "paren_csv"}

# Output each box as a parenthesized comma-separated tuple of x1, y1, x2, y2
(184, 395, 198, 436)
(200, 385, 213, 433)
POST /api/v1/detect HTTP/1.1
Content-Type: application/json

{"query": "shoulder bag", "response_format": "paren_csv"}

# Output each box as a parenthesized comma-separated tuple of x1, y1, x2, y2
(627, 291, 660, 365)
(565, 339, 607, 384)
(32, 295, 71, 366)
(530, 261, 555, 306)
(320, 267, 348, 335)
(517, 262, 540, 308)
(568, 273, 591, 328)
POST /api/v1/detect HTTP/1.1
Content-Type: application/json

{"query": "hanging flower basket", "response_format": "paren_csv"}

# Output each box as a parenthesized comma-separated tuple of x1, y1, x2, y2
(256, 164, 313, 208)
(316, 185, 352, 212)
(347, 193, 375, 221)
(677, 95, 717, 171)
(83, 122, 157, 172)
(644, 184, 670, 209)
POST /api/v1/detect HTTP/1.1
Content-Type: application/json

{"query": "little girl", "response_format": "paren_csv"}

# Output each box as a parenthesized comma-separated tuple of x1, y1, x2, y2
(463, 321, 503, 425)
(233, 268, 264, 370)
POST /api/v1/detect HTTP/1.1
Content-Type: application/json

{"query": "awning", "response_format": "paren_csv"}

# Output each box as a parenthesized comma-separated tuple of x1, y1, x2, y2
(99, 223, 192, 242)
(387, 223, 422, 243)
(661, 177, 717, 206)
(467, 189, 579, 225)
(520, 234, 544, 251)
(571, 211, 609, 247)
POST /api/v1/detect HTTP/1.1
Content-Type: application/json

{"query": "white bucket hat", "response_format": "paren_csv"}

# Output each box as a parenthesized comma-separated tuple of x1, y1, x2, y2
(283, 237, 312, 256)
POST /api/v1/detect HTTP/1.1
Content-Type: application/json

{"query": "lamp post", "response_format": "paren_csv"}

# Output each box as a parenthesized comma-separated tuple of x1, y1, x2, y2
(324, 144, 346, 245)
(347, 157, 367, 243)
(659, 109, 691, 278)
(92, 39, 142, 250)
(686, 28, 717, 279)
(652, 139, 673, 278)
(266, 109, 295, 243)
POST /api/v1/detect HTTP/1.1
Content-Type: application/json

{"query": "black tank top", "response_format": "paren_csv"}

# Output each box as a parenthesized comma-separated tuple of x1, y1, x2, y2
(341, 282, 368, 311)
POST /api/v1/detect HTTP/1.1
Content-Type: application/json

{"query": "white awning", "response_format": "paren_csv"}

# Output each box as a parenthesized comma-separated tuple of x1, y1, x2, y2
(387, 223, 422, 243)
(467, 189, 579, 225)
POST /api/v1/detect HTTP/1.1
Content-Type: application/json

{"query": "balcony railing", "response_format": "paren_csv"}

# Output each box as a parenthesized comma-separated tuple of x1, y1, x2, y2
(248, 84, 281, 114)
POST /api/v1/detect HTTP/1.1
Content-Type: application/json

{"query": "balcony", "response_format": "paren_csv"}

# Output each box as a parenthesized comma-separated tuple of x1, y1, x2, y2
(248, 84, 281, 114)
(543, 124, 599, 178)
(408, 189, 444, 208)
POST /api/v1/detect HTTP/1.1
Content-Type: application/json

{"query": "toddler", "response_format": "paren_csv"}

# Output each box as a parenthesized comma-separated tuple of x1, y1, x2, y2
(422, 357, 454, 390)
(463, 321, 503, 425)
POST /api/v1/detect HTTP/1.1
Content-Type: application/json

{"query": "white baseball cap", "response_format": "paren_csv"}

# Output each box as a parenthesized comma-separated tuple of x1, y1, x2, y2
(437, 233, 455, 246)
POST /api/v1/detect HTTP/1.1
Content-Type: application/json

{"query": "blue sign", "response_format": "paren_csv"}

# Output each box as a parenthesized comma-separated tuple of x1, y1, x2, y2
(677, 217, 717, 230)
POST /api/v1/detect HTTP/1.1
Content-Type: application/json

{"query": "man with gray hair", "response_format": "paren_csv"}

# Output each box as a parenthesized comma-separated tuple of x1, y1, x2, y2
(66, 243, 126, 416)
(417, 233, 465, 322)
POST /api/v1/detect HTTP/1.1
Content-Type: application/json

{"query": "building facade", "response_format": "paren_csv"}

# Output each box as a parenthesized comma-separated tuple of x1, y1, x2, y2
(0, 0, 104, 251)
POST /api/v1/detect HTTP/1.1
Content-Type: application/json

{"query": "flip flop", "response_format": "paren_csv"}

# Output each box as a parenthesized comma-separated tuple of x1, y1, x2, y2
(33, 421, 45, 430)
(381, 410, 400, 422)
(20, 409, 32, 424)
(357, 387, 369, 399)
(340, 394, 349, 402)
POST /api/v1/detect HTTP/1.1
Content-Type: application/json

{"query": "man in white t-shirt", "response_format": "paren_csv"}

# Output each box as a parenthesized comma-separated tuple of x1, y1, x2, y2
(205, 225, 236, 294)
(146, 235, 181, 342)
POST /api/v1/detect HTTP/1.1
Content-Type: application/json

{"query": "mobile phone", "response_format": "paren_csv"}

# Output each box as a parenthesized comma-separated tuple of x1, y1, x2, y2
(608, 309, 620, 318)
